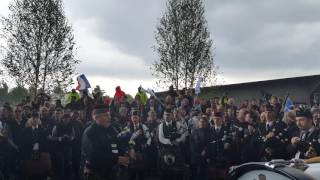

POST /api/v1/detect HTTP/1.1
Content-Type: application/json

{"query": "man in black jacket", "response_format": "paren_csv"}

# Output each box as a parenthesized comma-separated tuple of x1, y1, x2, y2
(51, 109, 75, 180)
(288, 106, 320, 159)
(82, 104, 129, 180)
(207, 112, 232, 180)
(259, 104, 287, 160)
(190, 116, 210, 180)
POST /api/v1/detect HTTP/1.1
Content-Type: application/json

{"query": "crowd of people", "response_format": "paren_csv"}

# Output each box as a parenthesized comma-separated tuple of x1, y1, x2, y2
(1, 85, 320, 180)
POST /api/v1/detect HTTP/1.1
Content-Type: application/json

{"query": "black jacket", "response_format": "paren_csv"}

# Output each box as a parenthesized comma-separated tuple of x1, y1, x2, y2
(287, 127, 320, 159)
(82, 122, 120, 177)
(259, 121, 287, 160)
(207, 126, 232, 166)
(190, 128, 210, 165)
(20, 127, 48, 160)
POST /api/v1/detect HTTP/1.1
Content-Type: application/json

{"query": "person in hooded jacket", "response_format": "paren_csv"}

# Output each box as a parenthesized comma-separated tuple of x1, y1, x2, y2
(114, 86, 126, 103)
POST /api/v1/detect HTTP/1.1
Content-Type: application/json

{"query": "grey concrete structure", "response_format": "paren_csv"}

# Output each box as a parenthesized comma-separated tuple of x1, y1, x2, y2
(200, 75, 320, 105)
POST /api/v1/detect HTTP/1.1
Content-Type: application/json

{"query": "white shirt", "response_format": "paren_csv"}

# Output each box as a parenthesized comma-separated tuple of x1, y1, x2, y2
(266, 122, 274, 130)
(130, 123, 151, 146)
(188, 116, 199, 134)
(158, 120, 188, 145)
(214, 126, 221, 132)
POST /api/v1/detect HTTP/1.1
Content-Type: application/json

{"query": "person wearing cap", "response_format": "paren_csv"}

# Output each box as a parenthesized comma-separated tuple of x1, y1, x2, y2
(82, 104, 129, 180)
(288, 106, 320, 159)
(20, 111, 51, 179)
(259, 104, 287, 160)
(207, 111, 232, 179)
(158, 108, 187, 146)
(124, 109, 150, 180)
(158, 108, 186, 180)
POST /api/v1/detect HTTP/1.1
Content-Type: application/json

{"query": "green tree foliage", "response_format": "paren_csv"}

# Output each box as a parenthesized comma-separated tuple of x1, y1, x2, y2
(0, 83, 9, 103)
(0, 83, 29, 104)
(153, 0, 215, 90)
(8, 85, 29, 103)
(1, 0, 79, 96)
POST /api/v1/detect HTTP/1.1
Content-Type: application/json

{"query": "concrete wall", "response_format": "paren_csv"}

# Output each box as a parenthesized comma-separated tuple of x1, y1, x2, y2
(200, 79, 320, 105)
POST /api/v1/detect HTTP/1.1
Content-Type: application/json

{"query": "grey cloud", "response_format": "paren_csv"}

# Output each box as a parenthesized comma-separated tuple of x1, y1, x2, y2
(65, 0, 165, 65)
(205, 0, 320, 77)
(65, 0, 320, 82)
(76, 62, 153, 80)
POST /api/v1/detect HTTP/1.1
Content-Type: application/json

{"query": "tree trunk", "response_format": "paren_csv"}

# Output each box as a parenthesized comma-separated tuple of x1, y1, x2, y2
(42, 63, 47, 92)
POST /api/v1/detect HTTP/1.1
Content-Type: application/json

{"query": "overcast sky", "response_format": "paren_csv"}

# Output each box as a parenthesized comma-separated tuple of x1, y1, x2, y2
(1, 0, 320, 95)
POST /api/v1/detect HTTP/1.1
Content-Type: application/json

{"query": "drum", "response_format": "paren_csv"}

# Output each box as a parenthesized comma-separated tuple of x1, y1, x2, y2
(159, 146, 185, 172)
(227, 161, 316, 180)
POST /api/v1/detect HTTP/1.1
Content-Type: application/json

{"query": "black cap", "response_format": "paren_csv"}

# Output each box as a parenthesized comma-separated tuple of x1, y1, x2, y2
(93, 104, 110, 114)
(213, 111, 224, 117)
(296, 106, 312, 119)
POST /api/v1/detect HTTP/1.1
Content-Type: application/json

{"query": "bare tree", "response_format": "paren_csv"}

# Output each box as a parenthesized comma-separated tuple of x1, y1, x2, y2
(153, 0, 215, 90)
(1, 0, 79, 96)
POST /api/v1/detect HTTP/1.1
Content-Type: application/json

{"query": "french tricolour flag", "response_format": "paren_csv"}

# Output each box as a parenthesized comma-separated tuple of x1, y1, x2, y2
(76, 74, 91, 90)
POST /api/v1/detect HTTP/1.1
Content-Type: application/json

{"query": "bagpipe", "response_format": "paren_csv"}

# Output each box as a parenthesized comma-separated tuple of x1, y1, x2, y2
(122, 125, 151, 170)
(295, 138, 320, 159)
(158, 127, 185, 170)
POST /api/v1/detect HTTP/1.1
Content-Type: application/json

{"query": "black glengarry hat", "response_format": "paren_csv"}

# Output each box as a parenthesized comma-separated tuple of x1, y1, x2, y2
(296, 106, 312, 119)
